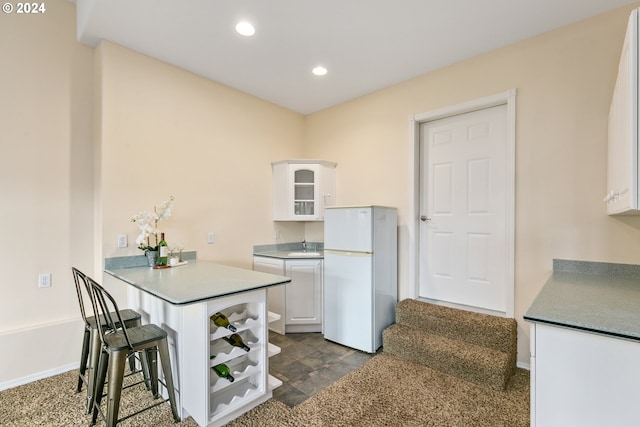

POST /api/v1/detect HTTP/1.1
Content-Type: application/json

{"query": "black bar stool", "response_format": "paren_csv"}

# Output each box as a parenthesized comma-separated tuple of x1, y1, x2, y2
(72, 267, 147, 413)
(86, 275, 180, 426)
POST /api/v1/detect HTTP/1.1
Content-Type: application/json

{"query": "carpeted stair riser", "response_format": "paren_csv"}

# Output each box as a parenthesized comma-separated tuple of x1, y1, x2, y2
(394, 298, 517, 355)
(383, 323, 512, 391)
(384, 299, 518, 391)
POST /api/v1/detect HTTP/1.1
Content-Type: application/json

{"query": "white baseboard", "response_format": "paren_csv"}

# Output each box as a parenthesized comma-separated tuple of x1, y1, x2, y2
(517, 360, 531, 370)
(0, 318, 84, 390)
(0, 362, 78, 391)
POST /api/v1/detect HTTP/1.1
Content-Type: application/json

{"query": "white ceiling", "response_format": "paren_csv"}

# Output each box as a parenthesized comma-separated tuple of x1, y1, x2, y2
(74, 0, 637, 114)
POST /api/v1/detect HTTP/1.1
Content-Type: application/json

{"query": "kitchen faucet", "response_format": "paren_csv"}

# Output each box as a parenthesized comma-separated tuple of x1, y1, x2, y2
(302, 239, 307, 252)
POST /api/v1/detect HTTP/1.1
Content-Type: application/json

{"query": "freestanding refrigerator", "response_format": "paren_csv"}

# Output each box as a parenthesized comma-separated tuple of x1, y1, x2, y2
(323, 205, 397, 353)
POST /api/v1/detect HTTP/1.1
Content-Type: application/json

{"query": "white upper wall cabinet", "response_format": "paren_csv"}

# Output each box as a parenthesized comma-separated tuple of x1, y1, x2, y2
(272, 160, 336, 221)
(606, 8, 640, 215)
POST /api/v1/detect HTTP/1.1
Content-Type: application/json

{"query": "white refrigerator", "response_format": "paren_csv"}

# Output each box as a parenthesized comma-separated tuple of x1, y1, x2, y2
(323, 206, 397, 353)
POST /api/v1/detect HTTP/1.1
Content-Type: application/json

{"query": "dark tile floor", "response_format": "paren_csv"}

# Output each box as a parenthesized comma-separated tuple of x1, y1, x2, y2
(268, 331, 379, 407)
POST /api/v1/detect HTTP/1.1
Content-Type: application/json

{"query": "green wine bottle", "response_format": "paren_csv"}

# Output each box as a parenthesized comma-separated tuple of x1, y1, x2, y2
(210, 312, 237, 332)
(212, 364, 234, 382)
(222, 333, 250, 352)
(157, 232, 168, 266)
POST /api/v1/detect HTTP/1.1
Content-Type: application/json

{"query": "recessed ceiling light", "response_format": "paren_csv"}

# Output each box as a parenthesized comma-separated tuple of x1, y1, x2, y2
(235, 21, 255, 36)
(312, 66, 328, 76)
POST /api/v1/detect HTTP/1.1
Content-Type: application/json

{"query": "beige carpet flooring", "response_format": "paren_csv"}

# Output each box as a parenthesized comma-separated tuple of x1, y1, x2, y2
(0, 353, 529, 426)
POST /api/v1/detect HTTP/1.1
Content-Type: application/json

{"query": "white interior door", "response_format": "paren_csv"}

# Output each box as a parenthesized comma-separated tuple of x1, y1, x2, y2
(418, 104, 510, 314)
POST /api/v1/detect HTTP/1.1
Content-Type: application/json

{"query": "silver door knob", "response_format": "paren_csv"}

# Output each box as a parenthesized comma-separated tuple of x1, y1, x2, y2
(420, 215, 431, 221)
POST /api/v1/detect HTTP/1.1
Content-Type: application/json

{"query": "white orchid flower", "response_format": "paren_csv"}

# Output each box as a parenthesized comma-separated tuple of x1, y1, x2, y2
(131, 196, 175, 251)
(156, 196, 175, 222)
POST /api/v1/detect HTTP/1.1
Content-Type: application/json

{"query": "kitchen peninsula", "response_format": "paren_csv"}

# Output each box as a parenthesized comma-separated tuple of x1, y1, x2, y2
(104, 254, 291, 427)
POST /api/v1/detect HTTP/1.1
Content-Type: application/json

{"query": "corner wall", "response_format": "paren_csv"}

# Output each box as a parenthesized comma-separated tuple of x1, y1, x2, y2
(0, 0, 94, 387)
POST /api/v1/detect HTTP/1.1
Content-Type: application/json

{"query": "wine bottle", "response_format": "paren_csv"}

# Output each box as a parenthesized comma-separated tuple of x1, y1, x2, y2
(222, 333, 250, 352)
(158, 232, 168, 266)
(210, 312, 237, 332)
(212, 364, 234, 382)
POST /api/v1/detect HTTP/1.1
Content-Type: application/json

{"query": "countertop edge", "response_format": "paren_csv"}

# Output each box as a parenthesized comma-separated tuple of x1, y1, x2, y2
(525, 260, 640, 342)
(523, 314, 640, 343)
(253, 251, 324, 260)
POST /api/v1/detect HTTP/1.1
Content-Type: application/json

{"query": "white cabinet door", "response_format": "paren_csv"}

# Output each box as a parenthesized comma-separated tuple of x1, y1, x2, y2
(284, 259, 323, 331)
(252, 257, 285, 334)
(533, 323, 640, 427)
(272, 160, 336, 221)
(607, 8, 639, 214)
(253, 256, 323, 334)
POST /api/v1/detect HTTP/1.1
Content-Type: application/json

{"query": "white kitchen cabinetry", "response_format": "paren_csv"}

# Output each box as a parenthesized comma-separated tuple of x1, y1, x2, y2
(530, 323, 640, 427)
(253, 256, 323, 333)
(606, 8, 640, 214)
(284, 259, 323, 331)
(272, 160, 336, 221)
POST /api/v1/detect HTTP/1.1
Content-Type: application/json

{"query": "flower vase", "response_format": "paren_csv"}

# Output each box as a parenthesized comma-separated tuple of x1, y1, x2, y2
(145, 250, 158, 267)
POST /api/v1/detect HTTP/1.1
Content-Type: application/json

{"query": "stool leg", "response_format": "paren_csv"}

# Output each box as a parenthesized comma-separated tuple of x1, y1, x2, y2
(105, 350, 128, 427)
(140, 349, 152, 391)
(145, 348, 159, 398)
(85, 329, 101, 414)
(157, 339, 180, 422)
(91, 351, 109, 426)
(77, 328, 90, 393)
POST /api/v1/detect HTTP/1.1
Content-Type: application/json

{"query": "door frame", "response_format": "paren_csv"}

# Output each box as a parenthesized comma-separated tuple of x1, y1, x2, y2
(407, 89, 516, 317)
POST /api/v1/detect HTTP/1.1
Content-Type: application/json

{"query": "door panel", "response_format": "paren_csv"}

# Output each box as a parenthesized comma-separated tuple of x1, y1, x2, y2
(419, 105, 508, 313)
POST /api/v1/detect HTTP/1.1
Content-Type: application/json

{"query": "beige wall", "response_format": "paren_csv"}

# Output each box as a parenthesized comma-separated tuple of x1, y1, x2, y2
(304, 3, 640, 364)
(0, 0, 94, 384)
(3, 0, 640, 386)
(96, 41, 305, 289)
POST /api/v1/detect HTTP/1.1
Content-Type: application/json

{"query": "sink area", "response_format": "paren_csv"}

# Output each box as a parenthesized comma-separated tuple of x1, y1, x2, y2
(253, 243, 324, 259)
(288, 252, 321, 257)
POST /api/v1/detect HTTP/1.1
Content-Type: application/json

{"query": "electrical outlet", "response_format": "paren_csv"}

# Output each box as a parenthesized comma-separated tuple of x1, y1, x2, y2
(38, 273, 51, 288)
(207, 232, 215, 244)
(274, 229, 280, 240)
(117, 234, 128, 248)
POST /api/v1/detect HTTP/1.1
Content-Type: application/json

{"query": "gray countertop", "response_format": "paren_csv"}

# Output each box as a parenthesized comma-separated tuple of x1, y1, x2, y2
(253, 242, 324, 259)
(105, 260, 291, 305)
(524, 260, 640, 341)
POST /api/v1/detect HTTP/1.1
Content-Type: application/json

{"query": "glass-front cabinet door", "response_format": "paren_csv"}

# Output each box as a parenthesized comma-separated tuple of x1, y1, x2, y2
(293, 167, 316, 217)
(272, 160, 336, 221)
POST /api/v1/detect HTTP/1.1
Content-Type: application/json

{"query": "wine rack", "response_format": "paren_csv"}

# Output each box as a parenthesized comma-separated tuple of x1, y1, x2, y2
(207, 293, 272, 424)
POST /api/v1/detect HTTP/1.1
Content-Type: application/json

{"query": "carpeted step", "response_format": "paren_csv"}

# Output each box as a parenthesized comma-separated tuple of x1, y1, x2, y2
(395, 298, 517, 363)
(383, 323, 513, 391)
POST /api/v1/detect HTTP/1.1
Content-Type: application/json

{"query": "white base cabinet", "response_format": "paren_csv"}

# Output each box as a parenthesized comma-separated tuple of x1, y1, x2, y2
(125, 284, 280, 427)
(253, 256, 323, 333)
(530, 323, 640, 427)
